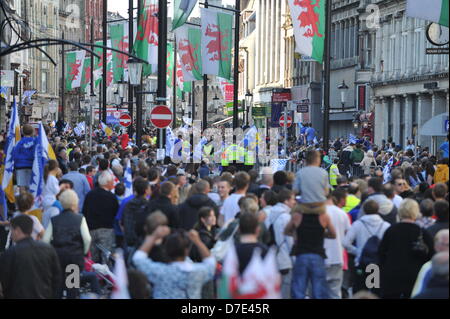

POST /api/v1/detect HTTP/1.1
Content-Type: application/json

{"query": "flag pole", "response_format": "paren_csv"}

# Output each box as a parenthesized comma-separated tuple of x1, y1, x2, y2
(232, 0, 241, 131)
(323, 0, 332, 152)
(136, 0, 143, 148)
(157, 0, 168, 149)
(61, 31, 65, 124)
(102, 0, 108, 124)
(202, 0, 209, 132)
(173, 35, 177, 128)
(128, 0, 135, 137)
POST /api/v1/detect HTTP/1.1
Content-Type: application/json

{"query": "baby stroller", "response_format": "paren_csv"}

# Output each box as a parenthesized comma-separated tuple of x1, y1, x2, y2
(81, 245, 117, 298)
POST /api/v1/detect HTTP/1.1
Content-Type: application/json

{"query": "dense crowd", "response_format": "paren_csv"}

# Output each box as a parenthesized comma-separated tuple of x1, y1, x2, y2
(0, 124, 448, 299)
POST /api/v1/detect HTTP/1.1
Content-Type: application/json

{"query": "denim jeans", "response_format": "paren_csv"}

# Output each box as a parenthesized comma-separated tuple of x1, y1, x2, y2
(291, 254, 330, 299)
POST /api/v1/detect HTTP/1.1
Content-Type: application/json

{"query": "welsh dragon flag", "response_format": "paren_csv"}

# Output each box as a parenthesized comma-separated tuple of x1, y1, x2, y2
(80, 57, 91, 93)
(201, 8, 233, 80)
(406, 0, 449, 27)
(94, 40, 113, 87)
(175, 25, 203, 81)
(65, 51, 86, 91)
(110, 22, 130, 83)
(172, 0, 198, 31)
(134, 0, 159, 77)
(288, 0, 326, 63)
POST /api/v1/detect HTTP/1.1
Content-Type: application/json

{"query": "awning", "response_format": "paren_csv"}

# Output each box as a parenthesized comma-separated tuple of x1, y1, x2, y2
(420, 113, 449, 137)
(212, 117, 233, 126)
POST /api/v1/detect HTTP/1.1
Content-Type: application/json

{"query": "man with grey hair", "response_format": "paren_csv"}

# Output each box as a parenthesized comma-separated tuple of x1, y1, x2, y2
(411, 229, 449, 298)
(82, 171, 119, 263)
(255, 167, 274, 198)
(413, 252, 449, 299)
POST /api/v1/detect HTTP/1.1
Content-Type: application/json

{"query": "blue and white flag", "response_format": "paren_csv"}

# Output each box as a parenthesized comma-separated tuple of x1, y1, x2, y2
(21, 90, 36, 105)
(123, 159, 133, 198)
(1, 99, 21, 203)
(193, 136, 208, 162)
(383, 156, 394, 184)
(29, 123, 48, 203)
(0, 187, 7, 221)
(0, 86, 8, 99)
(166, 127, 176, 157)
(349, 134, 358, 144)
(270, 159, 288, 173)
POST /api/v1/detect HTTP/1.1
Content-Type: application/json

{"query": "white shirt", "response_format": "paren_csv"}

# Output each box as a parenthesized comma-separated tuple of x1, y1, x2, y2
(324, 205, 351, 266)
(220, 193, 244, 224)
(393, 194, 403, 209)
(42, 175, 60, 208)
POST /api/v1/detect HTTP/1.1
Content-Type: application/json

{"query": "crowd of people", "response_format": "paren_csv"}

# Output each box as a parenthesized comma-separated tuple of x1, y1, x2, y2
(0, 123, 448, 299)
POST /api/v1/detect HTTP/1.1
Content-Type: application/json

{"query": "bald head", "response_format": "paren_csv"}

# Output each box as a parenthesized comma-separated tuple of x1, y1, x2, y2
(435, 229, 450, 253)
(431, 252, 449, 278)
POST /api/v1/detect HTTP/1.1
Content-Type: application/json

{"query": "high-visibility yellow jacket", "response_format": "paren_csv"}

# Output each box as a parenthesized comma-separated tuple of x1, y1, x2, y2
(329, 164, 339, 186)
(343, 194, 361, 213)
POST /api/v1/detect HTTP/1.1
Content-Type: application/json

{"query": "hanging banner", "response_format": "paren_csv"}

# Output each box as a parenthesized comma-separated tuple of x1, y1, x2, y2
(175, 25, 203, 81)
(134, 0, 159, 76)
(65, 50, 86, 91)
(172, 0, 198, 31)
(201, 8, 233, 79)
(287, 0, 326, 63)
(110, 22, 129, 83)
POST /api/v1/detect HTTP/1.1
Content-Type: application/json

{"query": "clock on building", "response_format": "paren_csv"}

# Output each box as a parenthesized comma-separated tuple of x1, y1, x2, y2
(426, 23, 449, 46)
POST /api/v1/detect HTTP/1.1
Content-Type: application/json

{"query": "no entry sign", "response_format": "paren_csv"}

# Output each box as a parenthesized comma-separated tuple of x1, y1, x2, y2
(151, 105, 173, 129)
(279, 115, 293, 128)
(119, 114, 132, 127)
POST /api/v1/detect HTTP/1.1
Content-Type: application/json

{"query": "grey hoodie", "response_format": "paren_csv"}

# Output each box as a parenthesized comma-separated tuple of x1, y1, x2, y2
(343, 214, 391, 266)
(264, 203, 294, 271)
(359, 193, 398, 225)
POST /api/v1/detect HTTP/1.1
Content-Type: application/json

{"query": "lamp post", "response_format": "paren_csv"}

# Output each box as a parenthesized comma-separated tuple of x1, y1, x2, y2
(89, 94, 96, 152)
(338, 80, 349, 112)
(245, 91, 253, 127)
(128, 56, 144, 147)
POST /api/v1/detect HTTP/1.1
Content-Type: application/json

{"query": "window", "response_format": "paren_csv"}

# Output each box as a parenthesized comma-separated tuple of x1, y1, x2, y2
(41, 72, 48, 93)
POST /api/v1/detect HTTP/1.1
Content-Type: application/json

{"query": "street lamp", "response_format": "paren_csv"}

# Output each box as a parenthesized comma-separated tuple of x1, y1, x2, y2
(213, 93, 220, 110)
(127, 57, 143, 86)
(338, 80, 349, 111)
(245, 90, 253, 126)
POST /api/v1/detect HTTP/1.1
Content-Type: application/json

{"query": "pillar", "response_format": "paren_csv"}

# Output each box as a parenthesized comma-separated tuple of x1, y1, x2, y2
(392, 95, 401, 145)
(417, 92, 432, 149)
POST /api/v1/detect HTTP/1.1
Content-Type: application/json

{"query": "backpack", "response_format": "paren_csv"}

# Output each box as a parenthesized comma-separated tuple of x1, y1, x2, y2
(267, 213, 283, 247)
(359, 221, 384, 266)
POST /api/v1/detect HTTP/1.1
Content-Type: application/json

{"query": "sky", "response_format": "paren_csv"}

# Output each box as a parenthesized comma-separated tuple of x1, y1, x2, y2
(109, 0, 235, 19)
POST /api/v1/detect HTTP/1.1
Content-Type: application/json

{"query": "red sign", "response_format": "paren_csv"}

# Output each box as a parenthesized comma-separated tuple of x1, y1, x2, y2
(119, 114, 132, 127)
(279, 115, 293, 128)
(272, 92, 292, 103)
(150, 105, 173, 129)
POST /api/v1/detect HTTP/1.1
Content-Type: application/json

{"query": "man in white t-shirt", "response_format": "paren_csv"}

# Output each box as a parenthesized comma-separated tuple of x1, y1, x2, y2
(324, 187, 351, 299)
(219, 172, 250, 226)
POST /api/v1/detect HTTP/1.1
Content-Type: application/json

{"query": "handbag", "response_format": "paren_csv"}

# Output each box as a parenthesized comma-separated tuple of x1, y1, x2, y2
(411, 227, 429, 259)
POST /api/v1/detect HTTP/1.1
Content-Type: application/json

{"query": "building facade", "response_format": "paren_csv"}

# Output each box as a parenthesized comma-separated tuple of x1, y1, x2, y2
(369, 0, 449, 152)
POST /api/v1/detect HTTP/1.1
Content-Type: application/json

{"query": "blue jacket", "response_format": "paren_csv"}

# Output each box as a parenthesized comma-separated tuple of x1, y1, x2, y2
(12, 137, 37, 169)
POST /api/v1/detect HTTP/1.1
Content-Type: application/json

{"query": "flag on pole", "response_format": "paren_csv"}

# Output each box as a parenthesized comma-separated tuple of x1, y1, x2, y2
(134, 0, 159, 76)
(94, 40, 114, 88)
(123, 159, 133, 198)
(80, 57, 91, 93)
(201, 8, 233, 80)
(167, 42, 175, 89)
(65, 50, 87, 90)
(175, 25, 203, 81)
(406, 0, 449, 27)
(1, 99, 20, 203)
(30, 123, 52, 201)
(288, 0, 326, 63)
(101, 122, 113, 137)
(110, 249, 131, 299)
(0, 86, 8, 99)
(22, 90, 36, 105)
(110, 22, 130, 83)
(172, 0, 198, 31)
(383, 156, 395, 184)
(166, 127, 176, 157)
(217, 243, 240, 299)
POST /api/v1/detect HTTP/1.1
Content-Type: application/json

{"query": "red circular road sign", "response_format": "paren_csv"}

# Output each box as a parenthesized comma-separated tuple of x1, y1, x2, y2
(151, 105, 173, 129)
(119, 114, 132, 127)
(279, 115, 293, 128)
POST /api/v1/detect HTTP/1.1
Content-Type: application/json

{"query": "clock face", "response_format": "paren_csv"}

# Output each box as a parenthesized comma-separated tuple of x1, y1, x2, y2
(426, 23, 450, 46)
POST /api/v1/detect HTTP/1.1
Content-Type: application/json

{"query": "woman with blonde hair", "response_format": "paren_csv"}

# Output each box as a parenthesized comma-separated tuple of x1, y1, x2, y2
(360, 150, 377, 175)
(378, 199, 434, 299)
